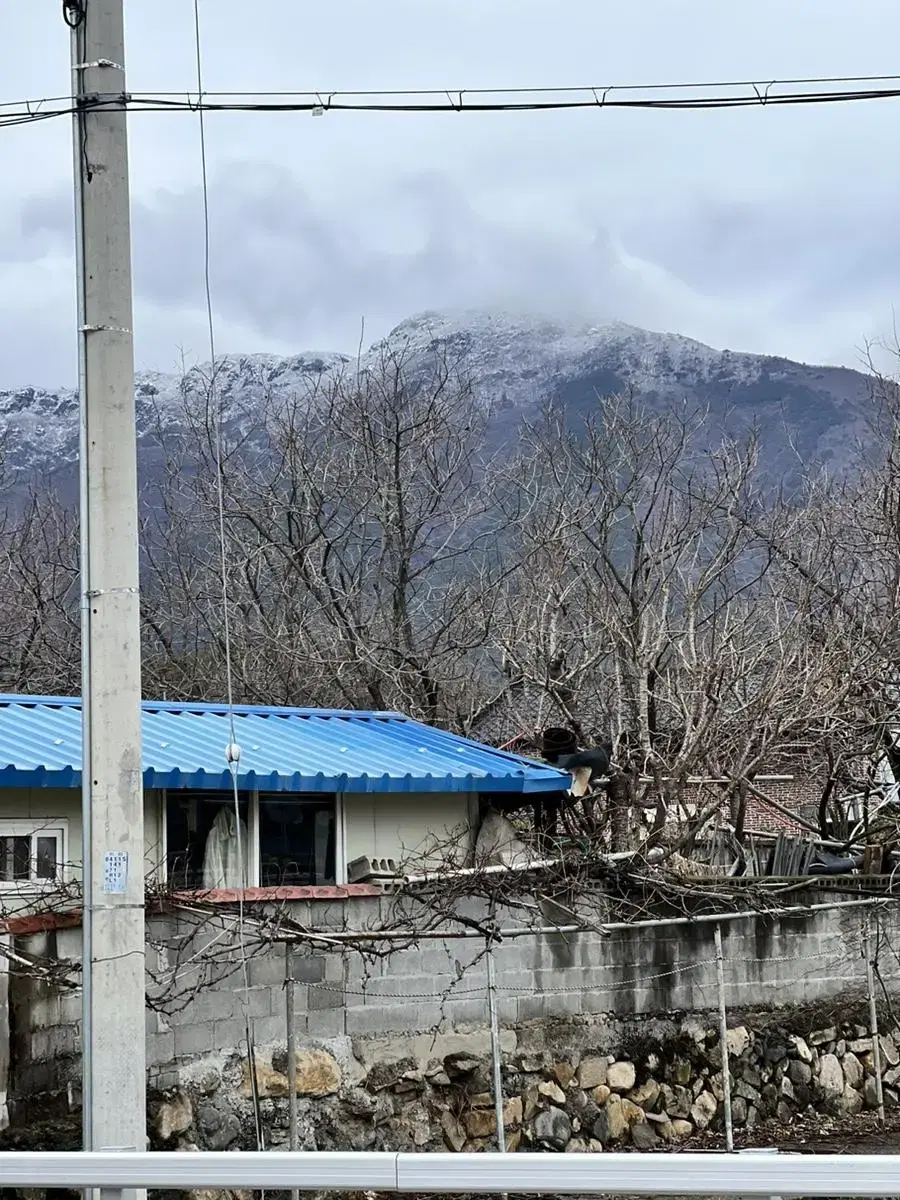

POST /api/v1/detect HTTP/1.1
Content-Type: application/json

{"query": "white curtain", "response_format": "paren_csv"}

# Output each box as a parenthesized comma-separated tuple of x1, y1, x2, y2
(202, 806, 249, 889)
(475, 808, 532, 868)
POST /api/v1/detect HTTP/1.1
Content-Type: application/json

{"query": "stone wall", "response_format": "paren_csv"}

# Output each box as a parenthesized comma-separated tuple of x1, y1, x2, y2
(148, 1003, 900, 1154)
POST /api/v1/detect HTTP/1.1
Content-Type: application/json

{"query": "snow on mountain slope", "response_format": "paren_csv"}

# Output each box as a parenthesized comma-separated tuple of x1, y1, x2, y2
(382, 309, 765, 400)
(0, 311, 875, 480)
(376, 310, 874, 468)
(0, 351, 350, 477)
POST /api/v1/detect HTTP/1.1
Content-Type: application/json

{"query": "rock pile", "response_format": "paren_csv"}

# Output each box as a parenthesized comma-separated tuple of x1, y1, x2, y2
(426, 1018, 900, 1151)
(150, 1015, 900, 1154)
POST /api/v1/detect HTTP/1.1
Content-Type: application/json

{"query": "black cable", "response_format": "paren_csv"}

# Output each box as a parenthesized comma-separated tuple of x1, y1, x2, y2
(99, 85, 900, 113)
(0, 110, 67, 130)
(191, 0, 266, 1167)
(5, 77, 900, 132)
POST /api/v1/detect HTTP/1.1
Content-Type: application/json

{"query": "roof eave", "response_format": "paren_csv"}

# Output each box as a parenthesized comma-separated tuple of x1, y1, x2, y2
(0, 767, 568, 794)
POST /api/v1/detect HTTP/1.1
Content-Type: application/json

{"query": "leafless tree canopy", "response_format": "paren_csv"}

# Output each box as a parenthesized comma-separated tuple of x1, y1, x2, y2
(0, 480, 80, 695)
(4, 347, 900, 846)
(140, 345, 507, 727)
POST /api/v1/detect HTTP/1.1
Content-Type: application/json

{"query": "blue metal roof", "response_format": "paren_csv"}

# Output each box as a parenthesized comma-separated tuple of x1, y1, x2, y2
(0, 694, 569, 795)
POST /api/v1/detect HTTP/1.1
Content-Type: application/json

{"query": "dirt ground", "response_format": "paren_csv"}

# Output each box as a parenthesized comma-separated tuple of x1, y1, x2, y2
(684, 1108, 900, 1155)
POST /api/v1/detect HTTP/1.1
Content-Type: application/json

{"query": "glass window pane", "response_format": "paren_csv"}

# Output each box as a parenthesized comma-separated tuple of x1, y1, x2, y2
(258, 794, 335, 886)
(0, 835, 31, 882)
(165, 792, 250, 889)
(35, 836, 58, 880)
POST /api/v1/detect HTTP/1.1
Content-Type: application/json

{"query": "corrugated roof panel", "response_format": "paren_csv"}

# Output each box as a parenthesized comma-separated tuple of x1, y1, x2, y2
(0, 695, 568, 794)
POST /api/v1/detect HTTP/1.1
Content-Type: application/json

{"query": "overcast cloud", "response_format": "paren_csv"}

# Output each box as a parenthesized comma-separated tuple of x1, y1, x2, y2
(4, 0, 900, 387)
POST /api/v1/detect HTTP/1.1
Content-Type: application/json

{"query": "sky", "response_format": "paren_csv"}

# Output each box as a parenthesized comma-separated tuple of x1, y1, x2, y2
(4, 0, 900, 387)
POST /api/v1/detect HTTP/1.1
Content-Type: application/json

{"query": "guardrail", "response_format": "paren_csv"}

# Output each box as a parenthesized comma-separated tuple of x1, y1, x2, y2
(0, 1150, 899, 1194)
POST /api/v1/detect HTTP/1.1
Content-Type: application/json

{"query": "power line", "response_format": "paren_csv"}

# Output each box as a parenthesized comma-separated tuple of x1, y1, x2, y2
(5, 74, 900, 130)
(190, 0, 265, 1160)
(144, 70, 900, 95)
(125, 83, 900, 112)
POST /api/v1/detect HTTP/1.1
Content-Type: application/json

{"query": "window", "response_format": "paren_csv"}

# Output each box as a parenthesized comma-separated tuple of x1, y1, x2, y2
(258, 794, 336, 886)
(164, 791, 339, 889)
(0, 822, 66, 888)
(165, 791, 250, 890)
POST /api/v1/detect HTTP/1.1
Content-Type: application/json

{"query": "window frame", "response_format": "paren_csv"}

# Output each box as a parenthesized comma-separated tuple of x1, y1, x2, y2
(0, 819, 68, 892)
(160, 790, 346, 889)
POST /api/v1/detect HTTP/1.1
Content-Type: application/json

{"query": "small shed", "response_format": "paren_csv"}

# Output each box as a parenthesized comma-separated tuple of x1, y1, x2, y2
(0, 694, 567, 896)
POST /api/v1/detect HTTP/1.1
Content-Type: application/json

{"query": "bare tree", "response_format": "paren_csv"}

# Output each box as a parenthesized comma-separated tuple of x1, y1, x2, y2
(142, 344, 512, 727)
(0, 487, 80, 694)
(733, 362, 900, 832)
(492, 394, 856, 849)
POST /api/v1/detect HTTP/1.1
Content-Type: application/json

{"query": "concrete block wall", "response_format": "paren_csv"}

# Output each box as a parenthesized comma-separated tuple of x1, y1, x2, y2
(144, 896, 880, 1058)
(5, 928, 82, 1121)
(317, 901, 873, 1038)
(5, 892, 887, 1110)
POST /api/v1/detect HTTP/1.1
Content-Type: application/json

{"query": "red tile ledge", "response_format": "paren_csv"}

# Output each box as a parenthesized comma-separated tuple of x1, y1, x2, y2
(1, 884, 383, 935)
(1, 909, 82, 936)
(174, 883, 384, 903)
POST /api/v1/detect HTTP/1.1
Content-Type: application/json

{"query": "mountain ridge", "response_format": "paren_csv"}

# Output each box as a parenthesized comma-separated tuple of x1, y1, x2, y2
(0, 310, 878, 484)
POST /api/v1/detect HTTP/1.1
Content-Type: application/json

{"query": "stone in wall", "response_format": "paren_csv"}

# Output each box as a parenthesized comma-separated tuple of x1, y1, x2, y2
(8, 1000, 894, 1157)
(139, 1005, 900, 1156)
(243, 1047, 341, 1098)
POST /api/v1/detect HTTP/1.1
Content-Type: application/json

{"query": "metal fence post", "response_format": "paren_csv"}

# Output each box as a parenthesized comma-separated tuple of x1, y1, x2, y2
(863, 914, 886, 1124)
(486, 932, 507, 1154)
(714, 922, 734, 1151)
(285, 944, 300, 1200)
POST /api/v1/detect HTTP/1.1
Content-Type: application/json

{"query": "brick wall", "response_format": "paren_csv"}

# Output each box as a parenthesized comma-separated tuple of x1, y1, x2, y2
(675, 774, 822, 838)
(745, 773, 823, 835)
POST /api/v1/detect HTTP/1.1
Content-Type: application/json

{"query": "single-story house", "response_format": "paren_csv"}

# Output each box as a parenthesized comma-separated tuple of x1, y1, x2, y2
(0, 694, 569, 907)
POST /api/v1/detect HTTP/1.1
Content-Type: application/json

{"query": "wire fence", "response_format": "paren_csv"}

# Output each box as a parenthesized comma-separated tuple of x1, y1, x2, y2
(261, 900, 898, 1158)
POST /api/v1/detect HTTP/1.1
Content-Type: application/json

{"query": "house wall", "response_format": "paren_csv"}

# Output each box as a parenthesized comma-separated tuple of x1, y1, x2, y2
(0, 787, 163, 902)
(0, 788, 81, 874)
(342, 792, 475, 869)
(0, 787, 473, 892)
(673, 775, 823, 839)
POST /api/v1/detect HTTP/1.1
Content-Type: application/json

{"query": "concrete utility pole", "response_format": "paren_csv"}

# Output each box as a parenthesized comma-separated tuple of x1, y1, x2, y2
(68, 0, 147, 1187)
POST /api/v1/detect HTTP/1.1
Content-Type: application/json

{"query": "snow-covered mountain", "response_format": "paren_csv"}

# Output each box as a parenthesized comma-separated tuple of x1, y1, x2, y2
(0, 349, 351, 487)
(0, 311, 877, 490)
(382, 311, 874, 468)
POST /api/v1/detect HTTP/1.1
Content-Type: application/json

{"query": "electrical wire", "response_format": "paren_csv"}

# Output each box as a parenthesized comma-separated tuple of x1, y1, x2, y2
(124, 82, 900, 114)
(190, 0, 264, 1160)
(138, 71, 900, 95)
(6, 73, 900, 131)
